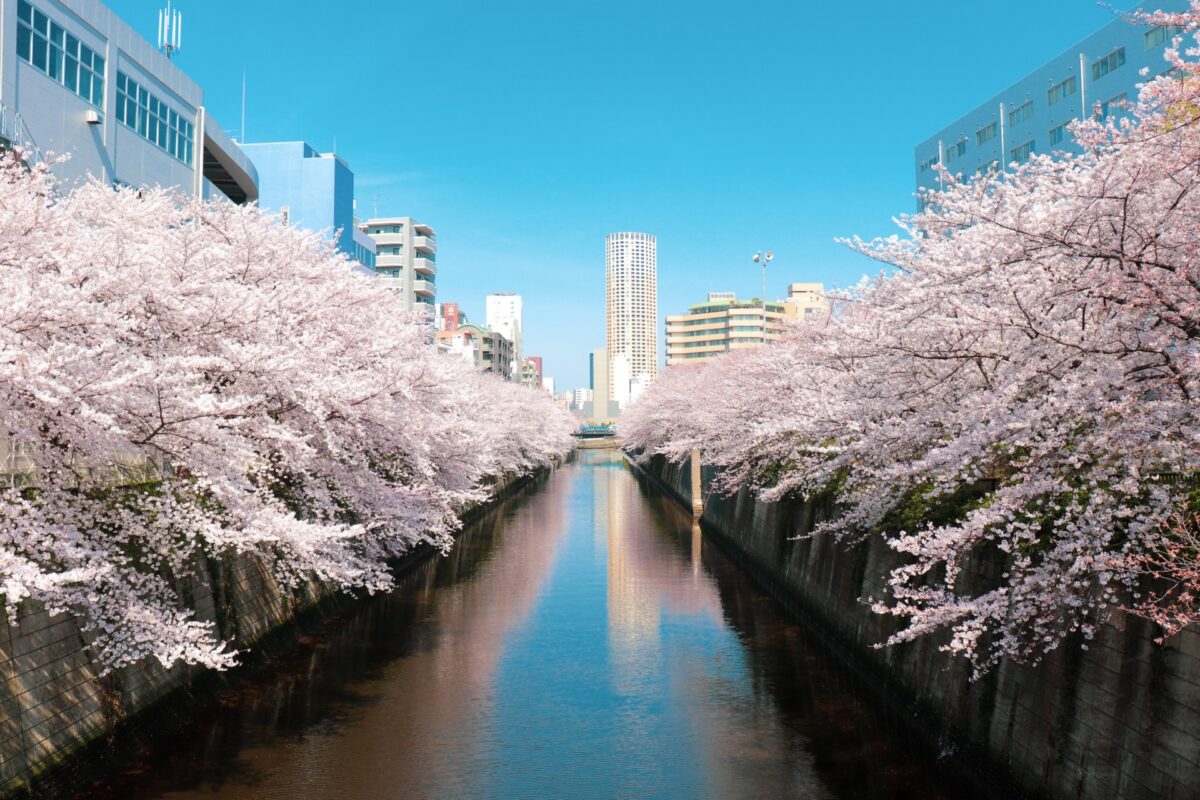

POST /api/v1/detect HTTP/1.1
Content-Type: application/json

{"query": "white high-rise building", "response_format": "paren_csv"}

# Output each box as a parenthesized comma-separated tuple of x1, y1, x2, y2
(486, 293, 523, 370)
(605, 232, 658, 399)
(612, 353, 631, 410)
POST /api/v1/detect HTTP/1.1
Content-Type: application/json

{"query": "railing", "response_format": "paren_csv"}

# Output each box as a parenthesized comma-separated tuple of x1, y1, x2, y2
(0, 104, 45, 166)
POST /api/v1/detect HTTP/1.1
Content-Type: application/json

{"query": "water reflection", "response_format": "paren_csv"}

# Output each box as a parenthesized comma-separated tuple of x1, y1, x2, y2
(65, 450, 979, 800)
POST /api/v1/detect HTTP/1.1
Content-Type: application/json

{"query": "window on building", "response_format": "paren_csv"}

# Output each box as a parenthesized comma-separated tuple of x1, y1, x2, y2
(976, 159, 999, 175)
(1049, 123, 1067, 146)
(115, 72, 194, 165)
(918, 154, 938, 172)
(976, 122, 997, 145)
(1010, 140, 1035, 163)
(1146, 25, 1183, 50)
(1047, 76, 1077, 106)
(1008, 100, 1034, 127)
(16, 0, 105, 107)
(1100, 93, 1128, 118)
(1091, 47, 1126, 80)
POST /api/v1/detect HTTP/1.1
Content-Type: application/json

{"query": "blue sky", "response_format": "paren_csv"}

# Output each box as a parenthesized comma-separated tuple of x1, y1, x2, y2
(108, 0, 1145, 390)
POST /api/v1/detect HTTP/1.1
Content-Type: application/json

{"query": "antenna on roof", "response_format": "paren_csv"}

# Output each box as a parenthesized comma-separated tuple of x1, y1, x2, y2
(158, 2, 182, 60)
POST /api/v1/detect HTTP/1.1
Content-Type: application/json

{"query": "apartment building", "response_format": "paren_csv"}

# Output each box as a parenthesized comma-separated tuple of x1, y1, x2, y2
(665, 293, 787, 366)
(362, 216, 437, 311)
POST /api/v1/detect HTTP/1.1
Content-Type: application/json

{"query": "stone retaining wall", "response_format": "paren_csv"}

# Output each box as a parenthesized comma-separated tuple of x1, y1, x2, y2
(0, 468, 545, 797)
(631, 453, 1200, 800)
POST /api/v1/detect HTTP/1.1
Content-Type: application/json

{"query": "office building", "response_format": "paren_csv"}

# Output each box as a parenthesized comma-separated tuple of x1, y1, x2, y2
(665, 292, 788, 366)
(605, 232, 658, 397)
(542, 376, 556, 396)
(914, 0, 1189, 200)
(1, 0, 256, 203)
(239, 141, 373, 268)
(486, 293, 523, 368)
(584, 346, 618, 420)
(362, 216, 437, 312)
(783, 282, 829, 322)
(572, 388, 593, 411)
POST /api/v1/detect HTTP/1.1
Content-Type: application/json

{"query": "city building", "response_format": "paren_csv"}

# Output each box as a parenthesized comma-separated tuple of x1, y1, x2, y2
(629, 374, 652, 405)
(238, 141, 373, 266)
(542, 376, 555, 396)
(434, 327, 479, 367)
(612, 353, 631, 410)
(436, 302, 464, 332)
(486, 293, 523, 368)
(665, 292, 788, 366)
(521, 356, 543, 388)
(605, 232, 658, 397)
(584, 346, 618, 420)
(455, 323, 513, 378)
(571, 388, 593, 411)
(914, 0, 1189, 200)
(783, 282, 829, 322)
(2, 0, 257, 203)
(362, 216, 437, 312)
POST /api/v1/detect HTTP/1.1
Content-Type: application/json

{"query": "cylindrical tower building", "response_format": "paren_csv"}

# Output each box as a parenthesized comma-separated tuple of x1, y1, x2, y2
(605, 232, 658, 402)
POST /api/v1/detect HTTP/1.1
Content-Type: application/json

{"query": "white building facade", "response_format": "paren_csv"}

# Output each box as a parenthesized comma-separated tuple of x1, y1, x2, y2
(485, 293, 523, 369)
(605, 232, 658, 399)
(1, 0, 256, 203)
(914, 0, 1189, 202)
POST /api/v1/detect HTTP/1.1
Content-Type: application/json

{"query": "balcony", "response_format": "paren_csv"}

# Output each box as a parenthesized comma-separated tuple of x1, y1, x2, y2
(413, 256, 436, 274)
(413, 235, 436, 252)
(414, 279, 436, 297)
(414, 223, 436, 237)
(371, 232, 405, 247)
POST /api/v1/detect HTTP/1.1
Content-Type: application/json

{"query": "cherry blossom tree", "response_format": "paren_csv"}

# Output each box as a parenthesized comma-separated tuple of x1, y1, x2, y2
(0, 157, 575, 672)
(625, 4, 1200, 673)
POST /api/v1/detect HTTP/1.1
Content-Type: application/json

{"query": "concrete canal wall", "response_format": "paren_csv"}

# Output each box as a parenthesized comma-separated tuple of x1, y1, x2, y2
(0, 468, 547, 798)
(630, 453, 1200, 800)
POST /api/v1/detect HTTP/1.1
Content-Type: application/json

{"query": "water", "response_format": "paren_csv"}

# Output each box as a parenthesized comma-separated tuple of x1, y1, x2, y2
(68, 451, 978, 799)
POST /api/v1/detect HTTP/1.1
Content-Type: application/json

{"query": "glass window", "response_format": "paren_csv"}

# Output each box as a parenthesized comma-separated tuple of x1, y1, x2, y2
(1091, 47, 1126, 80)
(1008, 100, 1033, 127)
(16, 3, 103, 107)
(1010, 140, 1035, 163)
(976, 122, 997, 145)
(1049, 123, 1066, 146)
(1047, 76, 1077, 106)
(1100, 93, 1127, 118)
(1146, 25, 1183, 50)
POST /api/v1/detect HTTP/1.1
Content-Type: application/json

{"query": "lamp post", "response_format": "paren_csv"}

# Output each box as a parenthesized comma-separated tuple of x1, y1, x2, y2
(752, 250, 773, 344)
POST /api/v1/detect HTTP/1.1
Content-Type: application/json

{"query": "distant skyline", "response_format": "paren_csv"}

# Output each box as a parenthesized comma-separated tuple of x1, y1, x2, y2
(104, 0, 1153, 389)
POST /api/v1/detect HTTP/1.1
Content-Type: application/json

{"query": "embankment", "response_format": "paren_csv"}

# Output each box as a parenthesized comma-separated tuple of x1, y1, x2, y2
(0, 467, 550, 798)
(629, 452, 1200, 800)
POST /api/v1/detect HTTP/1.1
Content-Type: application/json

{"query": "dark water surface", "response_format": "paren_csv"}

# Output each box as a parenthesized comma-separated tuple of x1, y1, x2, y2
(70, 451, 979, 799)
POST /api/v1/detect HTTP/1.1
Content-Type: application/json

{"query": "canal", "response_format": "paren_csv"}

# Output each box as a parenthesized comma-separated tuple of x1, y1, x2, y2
(64, 450, 980, 799)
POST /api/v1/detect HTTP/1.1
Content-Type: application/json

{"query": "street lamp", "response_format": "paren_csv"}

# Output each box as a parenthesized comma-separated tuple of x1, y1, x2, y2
(752, 250, 774, 343)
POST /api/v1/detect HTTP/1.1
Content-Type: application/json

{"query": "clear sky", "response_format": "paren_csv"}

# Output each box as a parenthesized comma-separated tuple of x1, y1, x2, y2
(107, 0, 1144, 390)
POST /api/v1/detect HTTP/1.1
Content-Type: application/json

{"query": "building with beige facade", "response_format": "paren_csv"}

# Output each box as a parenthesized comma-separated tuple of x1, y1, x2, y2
(783, 282, 829, 322)
(361, 216, 437, 312)
(605, 232, 658, 396)
(665, 293, 788, 366)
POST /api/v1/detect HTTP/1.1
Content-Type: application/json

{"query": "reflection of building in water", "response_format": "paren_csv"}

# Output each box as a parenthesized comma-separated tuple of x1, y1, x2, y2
(598, 452, 727, 695)
(605, 454, 662, 657)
